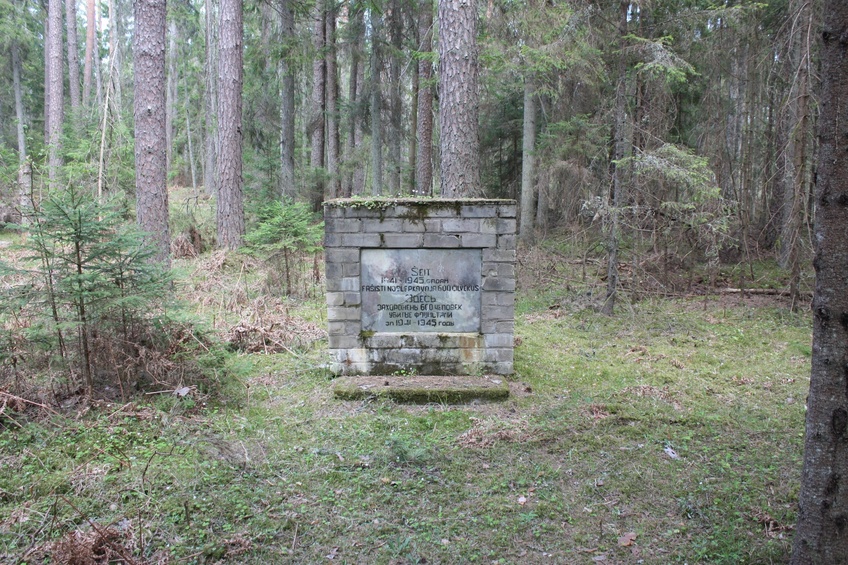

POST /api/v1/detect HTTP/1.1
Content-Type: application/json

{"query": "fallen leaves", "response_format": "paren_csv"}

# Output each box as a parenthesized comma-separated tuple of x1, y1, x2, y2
(585, 404, 610, 420)
(618, 532, 637, 546)
(753, 511, 794, 538)
(456, 417, 536, 448)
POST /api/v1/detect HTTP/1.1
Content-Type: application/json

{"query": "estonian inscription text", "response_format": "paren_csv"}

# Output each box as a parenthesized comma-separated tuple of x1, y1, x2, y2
(360, 249, 482, 332)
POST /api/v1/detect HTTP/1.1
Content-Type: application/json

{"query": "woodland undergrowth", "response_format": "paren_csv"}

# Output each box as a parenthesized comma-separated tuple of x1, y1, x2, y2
(0, 213, 813, 564)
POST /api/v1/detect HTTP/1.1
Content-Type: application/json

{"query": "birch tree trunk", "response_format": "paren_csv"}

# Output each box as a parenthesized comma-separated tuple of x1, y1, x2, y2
(133, 0, 171, 266)
(437, 0, 481, 197)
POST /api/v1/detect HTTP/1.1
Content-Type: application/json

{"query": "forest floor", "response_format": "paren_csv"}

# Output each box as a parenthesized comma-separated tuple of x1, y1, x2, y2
(0, 227, 812, 564)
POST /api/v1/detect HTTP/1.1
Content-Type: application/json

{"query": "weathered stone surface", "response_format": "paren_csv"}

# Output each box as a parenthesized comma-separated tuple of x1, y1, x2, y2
(361, 248, 482, 333)
(324, 198, 516, 377)
(423, 233, 462, 247)
(332, 375, 510, 403)
(382, 233, 425, 248)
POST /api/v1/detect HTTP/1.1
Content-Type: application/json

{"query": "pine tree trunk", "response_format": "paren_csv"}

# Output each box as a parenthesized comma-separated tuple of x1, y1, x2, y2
(352, 50, 367, 196)
(342, 2, 364, 198)
(388, 0, 403, 195)
(279, 0, 296, 198)
(519, 77, 536, 244)
(309, 2, 326, 204)
(602, 0, 630, 317)
(183, 78, 198, 191)
(437, 0, 481, 197)
(414, 0, 434, 196)
(204, 0, 218, 195)
(791, 2, 848, 561)
(166, 19, 178, 175)
(65, 0, 81, 113)
(325, 5, 341, 199)
(779, 0, 814, 311)
(133, 0, 171, 266)
(83, 0, 96, 106)
(370, 7, 383, 195)
(216, 0, 244, 249)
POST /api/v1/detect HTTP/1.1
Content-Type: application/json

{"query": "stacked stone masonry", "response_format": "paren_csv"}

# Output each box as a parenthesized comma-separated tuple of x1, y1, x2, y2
(324, 198, 516, 376)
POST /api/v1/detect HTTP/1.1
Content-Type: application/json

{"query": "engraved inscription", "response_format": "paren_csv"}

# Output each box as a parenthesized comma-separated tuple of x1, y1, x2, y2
(361, 248, 482, 332)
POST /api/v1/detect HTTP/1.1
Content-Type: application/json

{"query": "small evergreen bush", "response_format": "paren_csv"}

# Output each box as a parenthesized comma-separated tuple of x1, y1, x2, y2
(0, 186, 218, 399)
(244, 198, 323, 297)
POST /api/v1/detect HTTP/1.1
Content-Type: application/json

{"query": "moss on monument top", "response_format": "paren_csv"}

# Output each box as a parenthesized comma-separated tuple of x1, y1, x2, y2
(323, 197, 515, 209)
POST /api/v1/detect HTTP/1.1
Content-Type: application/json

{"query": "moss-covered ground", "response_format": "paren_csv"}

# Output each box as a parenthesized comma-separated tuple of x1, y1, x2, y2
(0, 229, 810, 564)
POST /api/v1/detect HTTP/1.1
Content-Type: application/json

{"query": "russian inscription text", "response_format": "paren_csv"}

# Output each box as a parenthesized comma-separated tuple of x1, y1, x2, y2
(361, 248, 482, 332)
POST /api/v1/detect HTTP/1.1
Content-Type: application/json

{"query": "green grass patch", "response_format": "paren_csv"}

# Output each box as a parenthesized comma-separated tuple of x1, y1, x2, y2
(0, 258, 809, 564)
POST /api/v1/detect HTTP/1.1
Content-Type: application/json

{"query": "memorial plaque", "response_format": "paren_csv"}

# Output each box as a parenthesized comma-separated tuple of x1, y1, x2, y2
(361, 248, 482, 332)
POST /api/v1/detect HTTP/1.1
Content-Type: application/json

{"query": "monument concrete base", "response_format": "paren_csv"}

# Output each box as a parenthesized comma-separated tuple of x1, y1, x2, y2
(332, 374, 510, 403)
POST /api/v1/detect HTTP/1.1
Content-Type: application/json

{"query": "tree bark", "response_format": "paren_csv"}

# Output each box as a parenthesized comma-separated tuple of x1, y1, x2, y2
(779, 0, 814, 312)
(279, 0, 296, 198)
(325, 5, 341, 199)
(352, 53, 367, 196)
(601, 0, 630, 317)
(370, 7, 383, 195)
(133, 0, 171, 266)
(791, 3, 848, 561)
(309, 1, 326, 204)
(388, 0, 403, 194)
(204, 0, 218, 195)
(183, 78, 198, 191)
(65, 0, 81, 113)
(216, 0, 244, 249)
(166, 19, 178, 175)
(107, 0, 121, 114)
(12, 38, 27, 166)
(13, 36, 29, 222)
(83, 0, 96, 106)
(414, 0, 434, 196)
(46, 0, 65, 187)
(437, 0, 481, 197)
(341, 1, 364, 197)
(519, 77, 536, 244)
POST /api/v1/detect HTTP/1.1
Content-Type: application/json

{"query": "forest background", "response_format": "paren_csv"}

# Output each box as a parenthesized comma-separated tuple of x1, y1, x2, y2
(0, 0, 832, 562)
(0, 0, 818, 294)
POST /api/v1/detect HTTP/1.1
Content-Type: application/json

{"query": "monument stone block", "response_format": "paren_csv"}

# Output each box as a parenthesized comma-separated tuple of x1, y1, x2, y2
(324, 198, 516, 376)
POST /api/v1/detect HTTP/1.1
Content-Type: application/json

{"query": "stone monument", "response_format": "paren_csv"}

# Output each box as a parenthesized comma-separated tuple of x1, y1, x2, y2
(323, 198, 516, 378)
